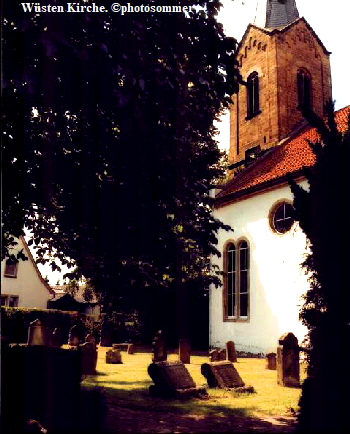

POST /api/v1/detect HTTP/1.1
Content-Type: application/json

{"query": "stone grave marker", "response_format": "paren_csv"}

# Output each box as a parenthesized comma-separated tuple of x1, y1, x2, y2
(27, 319, 49, 346)
(226, 341, 237, 362)
(100, 319, 113, 347)
(51, 327, 64, 348)
(179, 339, 191, 364)
(106, 348, 122, 364)
(277, 332, 300, 387)
(209, 349, 219, 362)
(218, 348, 226, 360)
(80, 342, 98, 375)
(148, 360, 207, 399)
(112, 343, 135, 354)
(68, 325, 81, 347)
(201, 361, 246, 389)
(85, 333, 96, 346)
(152, 330, 167, 362)
(266, 352, 277, 370)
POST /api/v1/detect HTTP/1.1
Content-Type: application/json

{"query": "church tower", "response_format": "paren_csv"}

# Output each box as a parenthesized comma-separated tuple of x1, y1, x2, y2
(229, 0, 332, 166)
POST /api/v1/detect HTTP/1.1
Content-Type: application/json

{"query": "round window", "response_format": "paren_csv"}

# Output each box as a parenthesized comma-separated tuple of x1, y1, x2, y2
(270, 202, 295, 234)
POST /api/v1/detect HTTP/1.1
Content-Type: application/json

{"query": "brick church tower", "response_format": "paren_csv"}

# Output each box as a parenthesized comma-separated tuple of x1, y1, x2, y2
(229, 0, 332, 166)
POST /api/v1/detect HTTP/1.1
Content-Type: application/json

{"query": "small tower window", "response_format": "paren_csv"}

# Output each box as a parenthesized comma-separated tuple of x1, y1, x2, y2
(246, 72, 260, 119)
(297, 69, 312, 109)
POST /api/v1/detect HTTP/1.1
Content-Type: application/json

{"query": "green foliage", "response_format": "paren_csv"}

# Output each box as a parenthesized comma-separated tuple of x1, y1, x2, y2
(1, 307, 95, 343)
(2, 1, 236, 323)
(289, 102, 350, 432)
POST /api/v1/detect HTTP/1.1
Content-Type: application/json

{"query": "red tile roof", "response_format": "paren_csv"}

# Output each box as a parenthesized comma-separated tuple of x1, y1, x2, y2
(216, 106, 350, 206)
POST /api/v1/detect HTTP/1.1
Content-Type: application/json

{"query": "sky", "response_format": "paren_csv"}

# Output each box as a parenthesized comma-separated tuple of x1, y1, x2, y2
(215, 0, 350, 149)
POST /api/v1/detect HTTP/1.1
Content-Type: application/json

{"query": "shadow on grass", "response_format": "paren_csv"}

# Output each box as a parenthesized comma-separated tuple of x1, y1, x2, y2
(80, 384, 296, 433)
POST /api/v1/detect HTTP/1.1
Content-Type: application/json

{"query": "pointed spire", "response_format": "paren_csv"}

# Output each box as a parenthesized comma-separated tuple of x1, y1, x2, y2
(254, 0, 299, 29)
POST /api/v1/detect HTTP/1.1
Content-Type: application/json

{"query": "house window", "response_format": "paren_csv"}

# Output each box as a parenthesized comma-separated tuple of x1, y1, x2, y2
(4, 260, 18, 278)
(246, 72, 260, 119)
(270, 202, 295, 234)
(224, 240, 250, 320)
(1, 295, 19, 307)
(297, 69, 312, 109)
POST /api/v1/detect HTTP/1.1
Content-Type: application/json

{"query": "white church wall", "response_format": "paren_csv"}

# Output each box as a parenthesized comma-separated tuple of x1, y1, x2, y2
(210, 181, 309, 354)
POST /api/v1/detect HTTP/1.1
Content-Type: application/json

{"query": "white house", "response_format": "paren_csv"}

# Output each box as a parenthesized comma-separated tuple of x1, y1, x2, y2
(209, 0, 349, 354)
(1, 236, 55, 309)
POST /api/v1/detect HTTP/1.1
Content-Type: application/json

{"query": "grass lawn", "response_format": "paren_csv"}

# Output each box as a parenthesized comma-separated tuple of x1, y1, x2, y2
(82, 347, 306, 421)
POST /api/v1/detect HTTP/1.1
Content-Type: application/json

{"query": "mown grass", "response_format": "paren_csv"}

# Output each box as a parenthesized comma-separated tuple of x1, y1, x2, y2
(82, 347, 306, 420)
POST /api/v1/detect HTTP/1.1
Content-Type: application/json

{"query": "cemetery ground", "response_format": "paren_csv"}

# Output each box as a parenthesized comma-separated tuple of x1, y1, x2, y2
(79, 347, 306, 433)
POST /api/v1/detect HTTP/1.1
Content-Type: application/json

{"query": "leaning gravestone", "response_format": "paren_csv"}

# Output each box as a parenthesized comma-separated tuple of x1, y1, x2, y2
(201, 361, 245, 389)
(80, 342, 98, 375)
(209, 349, 219, 362)
(148, 360, 208, 399)
(226, 341, 237, 363)
(106, 348, 122, 364)
(179, 339, 191, 364)
(266, 352, 277, 370)
(27, 319, 50, 346)
(152, 330, 167, 362)
(277, 332, 300, 387)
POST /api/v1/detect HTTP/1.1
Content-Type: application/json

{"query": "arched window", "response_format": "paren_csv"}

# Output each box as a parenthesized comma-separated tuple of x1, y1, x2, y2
(246, 72, 260, 119)
(224, 240, 250, 320)
(297, 69, 312, 109)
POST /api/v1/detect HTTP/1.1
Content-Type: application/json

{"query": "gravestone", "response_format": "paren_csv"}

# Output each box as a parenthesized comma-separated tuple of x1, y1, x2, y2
(106, 348, 122, 364)
(80, 342, 98, 375)
(201, 361, 245, 389)
(179, 339, 191, 364)
(152, 330, 167, 362)
(68, 325, 81, 347)
(218, 348, 226, 360)
(277, 332, 300, 387)
(112, 343, 135, 354)
(85, 333, 96, 346)
(148, 360, 207, 399)
(27, 319, 49, 346)
(127, 343, 135, 354)
(100, 319, 113, 347)
(209, 349, 219, 362)
(266, 352, 277, 370)
(226, 341, 237, 362)
(51, 327, 64, 348)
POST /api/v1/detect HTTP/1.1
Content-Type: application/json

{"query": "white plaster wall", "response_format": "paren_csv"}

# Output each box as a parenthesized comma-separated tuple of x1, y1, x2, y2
(1, 238, 52, 309)
(210, 181, 309, 354)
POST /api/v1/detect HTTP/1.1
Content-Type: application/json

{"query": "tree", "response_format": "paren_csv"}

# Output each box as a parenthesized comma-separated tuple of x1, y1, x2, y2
(289, 103, 350, 432)
(2, 1, 237, 342)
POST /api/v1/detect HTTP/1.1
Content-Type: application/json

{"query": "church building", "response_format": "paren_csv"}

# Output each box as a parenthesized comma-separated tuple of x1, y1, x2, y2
(209, 0, 349, 354)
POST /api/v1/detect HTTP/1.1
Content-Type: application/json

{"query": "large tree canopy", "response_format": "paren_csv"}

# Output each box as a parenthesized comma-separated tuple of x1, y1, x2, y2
(2, 1, 238, 334)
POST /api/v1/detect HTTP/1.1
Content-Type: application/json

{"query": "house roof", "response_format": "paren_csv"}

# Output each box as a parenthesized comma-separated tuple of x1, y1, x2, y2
(216, 106, 350, 207)
(51, 285, 99, 304)
(20, 236, 55, 295)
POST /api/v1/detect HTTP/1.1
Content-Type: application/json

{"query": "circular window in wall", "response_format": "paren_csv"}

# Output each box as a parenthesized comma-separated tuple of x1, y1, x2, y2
(270, 202, 295, 234)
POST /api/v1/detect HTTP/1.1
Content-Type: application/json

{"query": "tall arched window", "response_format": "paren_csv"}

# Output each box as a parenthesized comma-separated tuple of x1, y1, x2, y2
(297, 69, 312, 109)
(246, 72, 260, 119)
(224, 240, 250, 320)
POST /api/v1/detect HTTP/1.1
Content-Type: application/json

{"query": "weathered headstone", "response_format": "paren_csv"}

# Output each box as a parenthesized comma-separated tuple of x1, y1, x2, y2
(148, 360, 207, 399)
(218, 348, 226, 360)
(152, 330, 167, 362)
(68, 325, 81, 347)
(85, 333, 96, 346)
(27, 319, 49, 346)
(100, 319, 113, 347)
(277, 332, 300, 387)
(106, 348, 122, 364)
(179, 339, 191, 364)
(201, 361, 245, 389)
(226, 341, 237, 363)
(51, 327, 64, 348)
(127, 343, 134, 354)
(209, 349, 219, 362)
(80, 342, 98, 375)
(266, 352, 277, 370)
